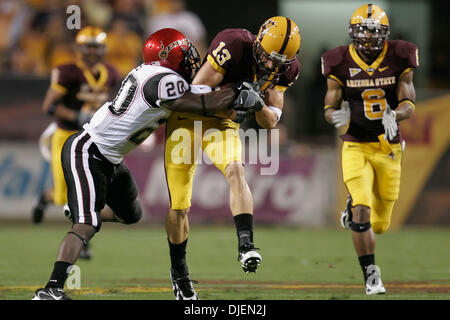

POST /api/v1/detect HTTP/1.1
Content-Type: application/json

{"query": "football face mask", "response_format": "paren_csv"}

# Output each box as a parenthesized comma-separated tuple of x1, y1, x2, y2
(348, 4, 390, 58)
(349, 23, 389, 56)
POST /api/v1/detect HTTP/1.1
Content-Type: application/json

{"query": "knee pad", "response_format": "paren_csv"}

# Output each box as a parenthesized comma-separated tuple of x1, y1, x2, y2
(67, 231, 88, 245)
(372, 221, 390, 234)
(68, 223, 97, 244)
(351, 221, 371, 233)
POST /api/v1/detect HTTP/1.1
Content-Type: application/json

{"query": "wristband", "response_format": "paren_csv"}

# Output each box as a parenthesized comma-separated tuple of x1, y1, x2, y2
(267, 106, 282, 122)
(398, 98, 415, 111)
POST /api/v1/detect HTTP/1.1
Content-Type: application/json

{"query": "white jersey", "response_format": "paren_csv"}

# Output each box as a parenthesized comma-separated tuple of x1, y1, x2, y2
(84, 64, 189, 164)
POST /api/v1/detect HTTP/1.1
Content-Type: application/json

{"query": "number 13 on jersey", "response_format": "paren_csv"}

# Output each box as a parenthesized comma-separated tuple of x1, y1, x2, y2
(212, 41, 231, 66)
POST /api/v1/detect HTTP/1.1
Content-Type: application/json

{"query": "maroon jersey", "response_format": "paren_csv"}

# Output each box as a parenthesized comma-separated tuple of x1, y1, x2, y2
(321, 40, 418, 142)
(206, 28, 300, 93)
(50, 61, 121, 130)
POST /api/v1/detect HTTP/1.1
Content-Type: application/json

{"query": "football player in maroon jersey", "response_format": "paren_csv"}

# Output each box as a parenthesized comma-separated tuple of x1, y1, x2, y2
(322, 4, 418, 295)
(163, 16, 301, 299)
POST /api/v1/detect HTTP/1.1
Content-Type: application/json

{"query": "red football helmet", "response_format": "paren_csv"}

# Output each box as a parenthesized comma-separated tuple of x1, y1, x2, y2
(143, 28, 201, 81)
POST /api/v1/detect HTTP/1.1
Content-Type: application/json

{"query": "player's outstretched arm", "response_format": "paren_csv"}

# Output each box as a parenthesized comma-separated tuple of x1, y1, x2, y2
(395, 70, 416, 122)
(192, 60, 225, 88)
(159, 87, 236, 118)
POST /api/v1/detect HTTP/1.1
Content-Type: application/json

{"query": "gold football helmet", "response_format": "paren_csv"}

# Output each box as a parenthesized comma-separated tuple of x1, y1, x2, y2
(75, 26, 107, 65)
(349, 4, 389, 56)
(253, 16, 301, 77)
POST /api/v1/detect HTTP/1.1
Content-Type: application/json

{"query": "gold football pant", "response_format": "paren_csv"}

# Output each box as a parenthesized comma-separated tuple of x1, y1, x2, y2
(51, 127, 78, 206)
(342, 141, 402, 234)
(164, 112, 241, 210)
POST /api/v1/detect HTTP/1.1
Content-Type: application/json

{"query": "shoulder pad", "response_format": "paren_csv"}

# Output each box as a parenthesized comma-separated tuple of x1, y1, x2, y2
(321, 46, 347, 76)
(391, 40, 419, 69)
(392, 40, 417, 59)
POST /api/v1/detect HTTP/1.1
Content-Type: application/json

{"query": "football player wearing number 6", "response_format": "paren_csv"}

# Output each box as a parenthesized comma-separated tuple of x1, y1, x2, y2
(163, 16, 301, 300)
(32, 28, 256, 300)
(322, 4, 418, 295)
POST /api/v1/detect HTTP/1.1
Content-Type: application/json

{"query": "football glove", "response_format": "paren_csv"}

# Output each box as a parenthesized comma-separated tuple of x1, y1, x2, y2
(330, 102, 351, 128)
(232, 83, 264, 123)
(231, 81, 261, 97)
(381, 105, 397, 141)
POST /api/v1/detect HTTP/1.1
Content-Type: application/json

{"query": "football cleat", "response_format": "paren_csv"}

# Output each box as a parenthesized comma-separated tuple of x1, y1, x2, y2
(170, 268, 199, 300)
(32, 287, 71, 300)
(340, 194, 353, 229)
(365, 265, 386, 295)
(238, 243, 262, 274)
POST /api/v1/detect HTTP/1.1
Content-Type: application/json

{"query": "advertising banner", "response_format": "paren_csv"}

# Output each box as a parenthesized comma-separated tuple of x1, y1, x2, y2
(0, 143, 335, 226)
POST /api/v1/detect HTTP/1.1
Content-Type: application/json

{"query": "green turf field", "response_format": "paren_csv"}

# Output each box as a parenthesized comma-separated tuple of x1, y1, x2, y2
(0, 222, 449, 300)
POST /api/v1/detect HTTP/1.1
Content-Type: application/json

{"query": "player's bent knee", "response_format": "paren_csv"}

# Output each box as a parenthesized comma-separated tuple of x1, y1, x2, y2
(120, 199, 143, 224)
(112, 199, 143, 225)
(70, 223, 97, 243)
(225, 162, 245, 182)
(170, 207, 190, 218)
(372, 221, 390, 234)
(352, 205, 371, 223)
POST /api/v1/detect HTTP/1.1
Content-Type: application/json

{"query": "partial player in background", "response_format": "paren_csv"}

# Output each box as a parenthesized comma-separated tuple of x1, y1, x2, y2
(31, 26, 121, 259)
(32, 28, 256, 300)
(163, 16, 301, 299)
(322, 4, 418, 295)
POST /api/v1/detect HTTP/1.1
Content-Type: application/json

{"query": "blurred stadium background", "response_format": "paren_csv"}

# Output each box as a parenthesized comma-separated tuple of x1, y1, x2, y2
(0, 0, 449, 300)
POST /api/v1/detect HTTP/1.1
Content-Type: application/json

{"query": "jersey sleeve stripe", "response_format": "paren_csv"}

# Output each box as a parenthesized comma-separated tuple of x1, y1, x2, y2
(400, 67, 413, 77)
(142, 72, 175, 108)
(50, 82, 68, 94)
(274, 85, 288, 92)
(207, 54, 226, 75)
(328, 74, 344, 86)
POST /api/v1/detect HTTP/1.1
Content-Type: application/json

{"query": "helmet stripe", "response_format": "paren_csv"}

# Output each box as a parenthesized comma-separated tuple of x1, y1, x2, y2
(278, 17, 292, 55)
(368, 4, 373, 18)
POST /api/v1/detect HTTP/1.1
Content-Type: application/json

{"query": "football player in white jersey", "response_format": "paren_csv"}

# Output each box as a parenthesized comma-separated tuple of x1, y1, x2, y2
(32, 28, 262, 300)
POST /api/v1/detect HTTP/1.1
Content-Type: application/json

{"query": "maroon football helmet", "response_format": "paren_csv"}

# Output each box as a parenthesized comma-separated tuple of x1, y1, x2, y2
(143, 28, 201, 82)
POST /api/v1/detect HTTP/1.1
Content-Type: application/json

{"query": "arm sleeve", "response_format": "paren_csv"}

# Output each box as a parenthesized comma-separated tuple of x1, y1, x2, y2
(206, 30, 243, 75)
(276, 58, 301, 91)
(397, 41, 419, 76)
(142, 72, 190, 107)
(405, 43, 419, 69)
(50, 65, 71, 94)
(321, 49, 344, 86)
